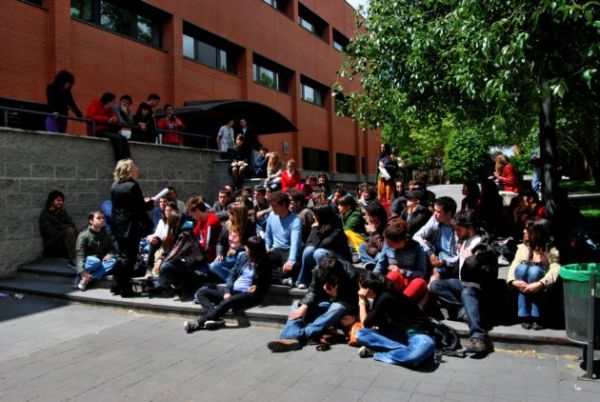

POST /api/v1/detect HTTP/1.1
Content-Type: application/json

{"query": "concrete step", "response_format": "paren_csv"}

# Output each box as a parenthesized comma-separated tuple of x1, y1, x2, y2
(0, 277, 574, 348)
(15, 258, 306, 306)
(0, 278, 291, 326)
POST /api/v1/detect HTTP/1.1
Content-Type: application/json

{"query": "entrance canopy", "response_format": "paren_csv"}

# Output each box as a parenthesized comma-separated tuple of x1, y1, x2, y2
(172, 99, 297, 136)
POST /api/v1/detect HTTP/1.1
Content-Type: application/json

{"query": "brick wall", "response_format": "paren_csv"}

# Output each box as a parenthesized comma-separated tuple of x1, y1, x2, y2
(0, 127, 228, 278)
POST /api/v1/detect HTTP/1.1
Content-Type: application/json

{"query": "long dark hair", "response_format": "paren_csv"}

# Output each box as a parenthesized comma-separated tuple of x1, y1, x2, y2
(45, 190, 65, 209)
(525, 219, 553, 253)
(359, 271, 397, 295)
(314, 205, 342, 234)
(245, 235, 267, 263)
(134, 102, 152, 119)
(50, 70, 75, 88)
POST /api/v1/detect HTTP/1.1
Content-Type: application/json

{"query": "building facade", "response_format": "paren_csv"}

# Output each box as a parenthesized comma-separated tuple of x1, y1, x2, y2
(1, 0, 380, 175)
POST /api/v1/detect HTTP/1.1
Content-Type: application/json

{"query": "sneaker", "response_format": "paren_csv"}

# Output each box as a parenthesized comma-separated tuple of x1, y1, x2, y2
(465, 338, 487, 354)
(497, 255, 510, 266)
(532, 321, 544, 331)
(296, 283, 307, 290)
(204, 320, 226, 330)
(281, 278, 293, 287)
(77, 274, 93, 291)
(184, 320, 204, 333)
(358, 346, 373, 358)
(521, 322, 532, 330)
(267, 339, 301, 353)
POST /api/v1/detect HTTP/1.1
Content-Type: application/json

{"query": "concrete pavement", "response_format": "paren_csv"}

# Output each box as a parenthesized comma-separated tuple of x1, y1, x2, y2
(1, 296, 599, 402)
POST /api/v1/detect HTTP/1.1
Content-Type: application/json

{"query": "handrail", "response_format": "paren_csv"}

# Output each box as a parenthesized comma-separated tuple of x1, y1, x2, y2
(0, 105, 215, 149)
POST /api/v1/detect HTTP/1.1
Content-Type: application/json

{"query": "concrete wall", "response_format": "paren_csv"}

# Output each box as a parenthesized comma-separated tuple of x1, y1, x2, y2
(0, 127, 227, 279)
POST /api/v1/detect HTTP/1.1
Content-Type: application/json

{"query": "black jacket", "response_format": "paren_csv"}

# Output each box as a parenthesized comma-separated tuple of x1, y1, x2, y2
(46, 83, 82, 117)
(460, 242, 498, 287)
(401, 204, 433, 235)
(300, 259, 358, 311)
(305, 226, 352, 262)
(39, 208, 75, 242)
(111, 180, 153, 240)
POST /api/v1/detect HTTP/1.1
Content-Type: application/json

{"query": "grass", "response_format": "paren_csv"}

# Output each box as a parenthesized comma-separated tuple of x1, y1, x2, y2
(561, 180, 598, 193)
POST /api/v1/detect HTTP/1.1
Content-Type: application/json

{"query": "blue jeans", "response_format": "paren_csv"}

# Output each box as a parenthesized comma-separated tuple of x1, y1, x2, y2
(358, 243, 378, 265)
(429, 278, 486, 340)
(514, 263, 545, 318)
(357, 328, 435, 366)
(296, 247, 333, 286)
(83, 256, 116, 280)
(209, 254, 239, 282)
(279, 300, 351, 341)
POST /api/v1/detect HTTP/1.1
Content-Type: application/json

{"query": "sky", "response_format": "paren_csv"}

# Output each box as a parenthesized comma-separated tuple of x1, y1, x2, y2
(346, 0, 369, 11)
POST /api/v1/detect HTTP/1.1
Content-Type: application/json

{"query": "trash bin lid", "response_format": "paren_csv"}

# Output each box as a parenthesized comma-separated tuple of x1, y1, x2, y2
(560, 263, 600, 282)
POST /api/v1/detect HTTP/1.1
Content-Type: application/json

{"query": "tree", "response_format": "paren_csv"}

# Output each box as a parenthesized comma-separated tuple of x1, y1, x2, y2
(336, 0, 600, 239)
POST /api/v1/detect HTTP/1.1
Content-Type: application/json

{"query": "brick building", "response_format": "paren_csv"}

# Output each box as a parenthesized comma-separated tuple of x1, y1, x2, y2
(1, 0, 380, 176)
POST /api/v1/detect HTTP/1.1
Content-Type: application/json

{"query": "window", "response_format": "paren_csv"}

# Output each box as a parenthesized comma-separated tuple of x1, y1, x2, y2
(183, 22, 242, 74)
(333, 29, 349, 52)
(298, 3, 328, 40)
(336, 153, 356, 174)
(263, 0, 291, 16)
(70, 0, 166, 47)
(301, 76, 328, 107)
(253, 54, 292, 92)
(303, 148, 329, 171)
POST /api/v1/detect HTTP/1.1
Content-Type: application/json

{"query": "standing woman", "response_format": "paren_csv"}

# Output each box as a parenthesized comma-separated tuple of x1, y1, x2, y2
(376, 143, 397, 209)
(111, 159, 153, 297)
(45, 70, 83, 133)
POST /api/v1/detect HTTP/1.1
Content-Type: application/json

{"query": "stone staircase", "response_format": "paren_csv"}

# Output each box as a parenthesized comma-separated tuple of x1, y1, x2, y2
(0, 258, 576, 348)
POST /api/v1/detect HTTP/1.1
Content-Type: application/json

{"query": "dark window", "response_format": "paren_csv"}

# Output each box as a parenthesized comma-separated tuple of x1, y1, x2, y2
(70, 0, 166, 47)
(361, 156, 367, 175)
(253, 54, 292, 92)
(303, 148, 329, 171)
(301, 76, 328, 107)
(263, 0, 291, 15)
(333, 29, 349, 52)
(336, 153, 356, 174)
(22, 0, 43, 6)
(298, 3, 328, 40)
(183, 22, 242, 74)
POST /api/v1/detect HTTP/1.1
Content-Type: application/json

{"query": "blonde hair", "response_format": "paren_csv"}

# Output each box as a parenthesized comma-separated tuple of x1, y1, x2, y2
(113, 159, 136, 182)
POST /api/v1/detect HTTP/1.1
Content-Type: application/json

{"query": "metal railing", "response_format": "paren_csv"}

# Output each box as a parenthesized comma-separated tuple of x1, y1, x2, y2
(0, 105, 215, 150)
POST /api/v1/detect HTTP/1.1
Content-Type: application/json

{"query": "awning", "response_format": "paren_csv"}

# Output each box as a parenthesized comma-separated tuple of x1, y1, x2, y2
(170, 99, 297, 136)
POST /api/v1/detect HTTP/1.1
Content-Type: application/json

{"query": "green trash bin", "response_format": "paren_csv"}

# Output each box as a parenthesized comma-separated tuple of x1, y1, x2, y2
(560, 263, 600, 344)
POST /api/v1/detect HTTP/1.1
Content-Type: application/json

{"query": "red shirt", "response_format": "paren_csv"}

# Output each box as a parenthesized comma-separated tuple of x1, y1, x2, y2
(281, 169, 302, 192)
(193, 212, 222, 262)
(85, 98, 116, 135)
(157, 116, 185, 145)
(500, 163, 519, 193)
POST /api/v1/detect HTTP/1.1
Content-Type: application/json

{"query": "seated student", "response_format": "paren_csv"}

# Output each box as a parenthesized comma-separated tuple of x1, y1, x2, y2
(212, 187, 233, 221)
(230, 134, 250, 189)
(374, 222, 428, 302)
(317, 173, 331, 196)
(428, 210, 498, 354)
(297, 206, 352, 289)
(39, 190, 77, 268)
(359, 201, 389, 268)
(154, 210, 207, 300)
(253, 147, 269, 179)
(264, 152, 283, 190)
(166, 186, 187, 215)
(184, 236, 272, 332)
(338, 195, 368, 256)
(132, 102, 157, 143)
(413, 196, 458, 283)
(188, 196, 222, 263)
(288, 189, 315, 245)
(357, 183, 378, 210)
(75, 210, 119, 291)
(264, 191, 302, 286)
(460, 180, 482, 213)
(157, 104, 185, 145)
(253, 186, 271, 236)
(209, 203, 255, 282)
(151, 196, 169, 229)
(281, 159, 302, 192)
(85, 92, 130, 162)
(113, 94, 134, 128)
(399, 190, 432, 236)
(267, 256, 358, 352)
(511, 190, 546, 242)
(506, 219, 560, 330)
(146, 201, 177, 270)
(356, 271, 435, 366)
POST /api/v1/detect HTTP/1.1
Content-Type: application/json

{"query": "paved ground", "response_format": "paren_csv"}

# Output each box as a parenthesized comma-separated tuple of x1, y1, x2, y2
(1, 297, 600, 402)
